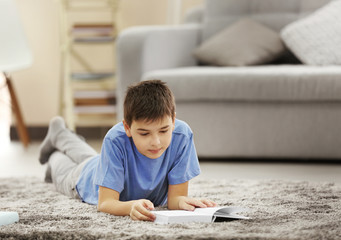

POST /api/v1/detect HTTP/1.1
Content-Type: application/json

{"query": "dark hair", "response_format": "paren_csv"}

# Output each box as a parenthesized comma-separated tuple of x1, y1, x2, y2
(124, 80, 176, 127)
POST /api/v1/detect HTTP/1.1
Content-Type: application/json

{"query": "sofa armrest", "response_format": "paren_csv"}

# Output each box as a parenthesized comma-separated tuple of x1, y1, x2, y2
(116, 24, 201, 121)
(184, 5, 204, 23)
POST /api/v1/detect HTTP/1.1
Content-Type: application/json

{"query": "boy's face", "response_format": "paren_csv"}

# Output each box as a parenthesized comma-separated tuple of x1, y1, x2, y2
(123, 115, 175, 159)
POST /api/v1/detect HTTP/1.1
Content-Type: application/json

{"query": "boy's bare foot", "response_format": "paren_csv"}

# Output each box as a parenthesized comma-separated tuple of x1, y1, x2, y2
(38, 116, 66, 164)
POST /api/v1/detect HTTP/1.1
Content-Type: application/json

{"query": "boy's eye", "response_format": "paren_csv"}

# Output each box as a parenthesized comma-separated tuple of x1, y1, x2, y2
(160, 130, 168, 134)
(139, 133, 149, 136)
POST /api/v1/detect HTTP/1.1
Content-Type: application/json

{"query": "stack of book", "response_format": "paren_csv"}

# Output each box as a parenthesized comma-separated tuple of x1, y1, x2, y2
(73, 89, 116, 115)
(71, 23, 115, 43)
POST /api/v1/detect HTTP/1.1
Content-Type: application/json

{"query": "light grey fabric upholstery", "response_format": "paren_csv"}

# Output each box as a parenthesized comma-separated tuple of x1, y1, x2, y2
(174, 102, 341, 158)
(116, 25, 200, 121)
(281, 0, 341, 65)
(193, 18, 286, 66)
(116, 0, 341, 159)
(183, 5, 204, 23)
(202, 0, 330, 41)
(142, 66, 341, 102)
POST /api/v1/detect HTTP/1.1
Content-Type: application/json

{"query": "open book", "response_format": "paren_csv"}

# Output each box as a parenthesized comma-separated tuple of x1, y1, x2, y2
(152, 206, 250, 224)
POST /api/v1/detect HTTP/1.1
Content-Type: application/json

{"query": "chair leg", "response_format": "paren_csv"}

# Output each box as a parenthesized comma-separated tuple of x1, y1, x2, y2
(5, 73, 30, 147)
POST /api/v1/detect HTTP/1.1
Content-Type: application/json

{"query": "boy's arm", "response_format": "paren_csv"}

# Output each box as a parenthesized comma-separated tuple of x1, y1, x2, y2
(97, 186, 155, 221)
(167, 181, 217, 211)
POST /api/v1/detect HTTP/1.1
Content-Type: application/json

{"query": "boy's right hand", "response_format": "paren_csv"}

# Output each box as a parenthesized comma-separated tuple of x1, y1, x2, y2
(130, 199, 155, 221)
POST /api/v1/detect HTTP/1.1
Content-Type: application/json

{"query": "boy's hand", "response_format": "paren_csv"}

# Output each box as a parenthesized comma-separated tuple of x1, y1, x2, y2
(130, 199, 155, 221)
(179, 197, 217, 211)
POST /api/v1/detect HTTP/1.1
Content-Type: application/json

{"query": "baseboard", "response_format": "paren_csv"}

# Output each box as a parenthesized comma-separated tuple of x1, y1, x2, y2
(10, 126, 111, 141)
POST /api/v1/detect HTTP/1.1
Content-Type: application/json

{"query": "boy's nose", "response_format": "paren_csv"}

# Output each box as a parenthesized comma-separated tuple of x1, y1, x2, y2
(151, 135, 161, 146)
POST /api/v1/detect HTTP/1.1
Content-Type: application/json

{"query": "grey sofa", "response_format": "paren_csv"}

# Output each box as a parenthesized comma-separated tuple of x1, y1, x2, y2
(116, 0, 341, 159)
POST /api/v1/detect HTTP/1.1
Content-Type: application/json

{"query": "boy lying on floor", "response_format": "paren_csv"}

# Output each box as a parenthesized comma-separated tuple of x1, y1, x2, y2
(39, 80, 216, 221)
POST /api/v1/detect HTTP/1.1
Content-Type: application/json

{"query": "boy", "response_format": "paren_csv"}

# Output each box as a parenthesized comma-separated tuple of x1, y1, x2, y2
(39, 80, 216, 221)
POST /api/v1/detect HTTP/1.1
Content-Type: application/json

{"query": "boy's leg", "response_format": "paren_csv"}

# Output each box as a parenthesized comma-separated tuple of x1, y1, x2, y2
(39, 116, 97, 165)
(48, 151, 91, 199)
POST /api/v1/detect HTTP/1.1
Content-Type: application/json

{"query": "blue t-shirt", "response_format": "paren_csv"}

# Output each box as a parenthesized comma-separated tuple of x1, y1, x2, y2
(76, 119, 201, 206)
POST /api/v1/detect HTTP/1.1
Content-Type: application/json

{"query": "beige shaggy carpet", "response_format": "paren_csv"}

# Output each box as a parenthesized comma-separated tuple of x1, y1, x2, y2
(0, 177, 340, 240)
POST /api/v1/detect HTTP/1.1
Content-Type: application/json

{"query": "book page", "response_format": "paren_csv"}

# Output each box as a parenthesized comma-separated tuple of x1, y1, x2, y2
(214, 207, 250, 219)
(152, 206, 250, 224)
(193, 207, 224, 215)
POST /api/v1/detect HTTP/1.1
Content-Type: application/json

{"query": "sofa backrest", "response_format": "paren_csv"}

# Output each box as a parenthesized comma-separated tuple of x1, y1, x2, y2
(202, 0, 331, 41)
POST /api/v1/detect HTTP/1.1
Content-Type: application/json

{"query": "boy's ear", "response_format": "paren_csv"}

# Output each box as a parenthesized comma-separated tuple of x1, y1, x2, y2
(122, 120, 132, 137)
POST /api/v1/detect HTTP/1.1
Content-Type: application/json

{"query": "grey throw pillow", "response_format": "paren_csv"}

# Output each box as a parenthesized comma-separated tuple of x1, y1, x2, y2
(280, 0, 341, 65)
(193, 18, 286, 66)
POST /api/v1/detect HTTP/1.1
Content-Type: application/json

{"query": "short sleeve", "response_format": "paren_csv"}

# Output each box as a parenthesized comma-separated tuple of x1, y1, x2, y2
(93, 137, 125, 193)
(167, 134, 201, 185)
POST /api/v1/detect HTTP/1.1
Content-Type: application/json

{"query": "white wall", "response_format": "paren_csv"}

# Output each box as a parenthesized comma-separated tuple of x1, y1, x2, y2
(9, 0, 202, 126)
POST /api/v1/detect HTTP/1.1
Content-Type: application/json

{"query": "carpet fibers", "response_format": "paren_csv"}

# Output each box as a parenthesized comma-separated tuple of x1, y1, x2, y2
(0, 177, 340, 240)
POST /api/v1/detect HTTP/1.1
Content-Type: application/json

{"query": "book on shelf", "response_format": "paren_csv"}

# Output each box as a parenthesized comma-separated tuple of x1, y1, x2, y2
(73, 36, 115, 43)
(71, 24, 114, 35)
(75, 98, 114, 106)
(72, 23, 114, 30)
(71, 72, 114, 80)
(74, 105, 116, 114)
(71, 23, 115, 42)
(152, 206, 250, 224)
(74, 90, 116, 106)
(73, 90, 115, 99)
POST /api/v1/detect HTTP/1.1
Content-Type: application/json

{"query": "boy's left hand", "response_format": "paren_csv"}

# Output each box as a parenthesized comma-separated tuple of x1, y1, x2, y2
(179, 197, 217, 211)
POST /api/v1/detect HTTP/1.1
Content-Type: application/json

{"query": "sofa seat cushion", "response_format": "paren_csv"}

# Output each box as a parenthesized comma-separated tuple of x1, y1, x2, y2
(142, 65, 341, 102)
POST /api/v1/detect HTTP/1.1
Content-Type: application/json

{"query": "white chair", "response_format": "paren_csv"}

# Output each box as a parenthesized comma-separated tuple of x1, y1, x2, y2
(0, 0, 33, 147)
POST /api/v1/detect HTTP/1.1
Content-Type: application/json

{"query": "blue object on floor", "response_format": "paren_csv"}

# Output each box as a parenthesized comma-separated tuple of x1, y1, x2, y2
(0, 212, 19, 226)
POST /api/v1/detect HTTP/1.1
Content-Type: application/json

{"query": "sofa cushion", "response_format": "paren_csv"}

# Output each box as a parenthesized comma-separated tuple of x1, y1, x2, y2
(193, 18, 286, 66)
(142, 66, 341, 102)
(281, 0, 341, 65)
(201, 0, 331, 42)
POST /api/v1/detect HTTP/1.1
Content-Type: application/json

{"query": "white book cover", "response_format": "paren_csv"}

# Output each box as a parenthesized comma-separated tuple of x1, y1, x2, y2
(152, 206, 250, 224)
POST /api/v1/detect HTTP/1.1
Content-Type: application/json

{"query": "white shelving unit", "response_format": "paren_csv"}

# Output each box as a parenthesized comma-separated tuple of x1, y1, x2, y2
(58, 0, 119, 130)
